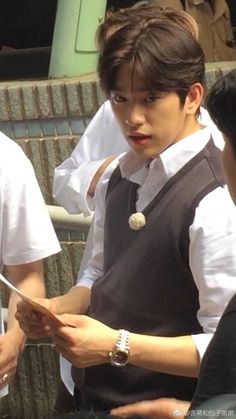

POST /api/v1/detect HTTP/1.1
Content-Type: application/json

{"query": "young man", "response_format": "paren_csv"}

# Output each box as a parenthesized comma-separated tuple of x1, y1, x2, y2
(52, 4, 224, 407)
(16, 12, 236, 413)
(53, 4, 207, 216)
(52, 0, 234, 213)
(0, 132, 60, 398)
(110, 68, 236, 419)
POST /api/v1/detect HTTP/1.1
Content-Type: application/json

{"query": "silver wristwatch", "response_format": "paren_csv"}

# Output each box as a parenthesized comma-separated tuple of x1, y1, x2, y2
(109, 329, 130, 367)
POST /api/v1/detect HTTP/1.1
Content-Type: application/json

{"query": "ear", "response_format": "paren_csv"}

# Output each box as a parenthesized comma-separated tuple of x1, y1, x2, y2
(185, 83, 204, 115)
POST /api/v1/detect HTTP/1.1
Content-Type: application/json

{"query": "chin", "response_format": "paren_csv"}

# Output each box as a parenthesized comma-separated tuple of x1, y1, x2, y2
(133, 149, 156, 160)
(132, 151, 149, 160)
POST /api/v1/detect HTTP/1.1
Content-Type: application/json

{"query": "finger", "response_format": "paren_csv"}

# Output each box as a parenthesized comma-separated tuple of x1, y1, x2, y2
(53, 344, 72, 362)
(111, 401, 159, 418)
(48, 324, 77, 343)
(16, 300, 28, 311)
(17, 301, 37, 317)
(0, 354, 16, 371)
(15, 309, 44, 325)
(0, 375, 10, 389)
(58, 313, 82, 327)
(16, 319, 51, 338)
(0, 365, 16, 379)
(43, 317, 65, 331)
(53, 345, 89, 368)
(51, 330, 75, 348)
(0, 368, 16, 389)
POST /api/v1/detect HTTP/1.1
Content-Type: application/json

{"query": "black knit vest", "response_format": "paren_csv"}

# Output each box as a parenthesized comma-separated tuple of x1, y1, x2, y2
(72, 140, 225, 412)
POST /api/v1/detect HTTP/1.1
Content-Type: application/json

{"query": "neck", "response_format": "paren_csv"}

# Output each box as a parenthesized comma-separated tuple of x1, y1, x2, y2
(175, 115, 202, 144)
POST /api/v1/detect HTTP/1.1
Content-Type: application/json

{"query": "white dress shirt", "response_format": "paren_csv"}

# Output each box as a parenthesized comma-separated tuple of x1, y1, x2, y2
(78, 127, 236, 364)
(56, 103, 225, 394)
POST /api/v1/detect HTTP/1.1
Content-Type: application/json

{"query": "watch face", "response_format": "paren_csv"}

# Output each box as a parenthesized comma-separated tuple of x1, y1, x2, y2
(110, 349, 129, 367)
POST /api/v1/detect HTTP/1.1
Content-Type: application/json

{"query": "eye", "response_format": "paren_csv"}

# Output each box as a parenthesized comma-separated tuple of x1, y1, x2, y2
(144, 95, 157, 103)
(145, 92, 166, 103)
(110, 93, 126, 103)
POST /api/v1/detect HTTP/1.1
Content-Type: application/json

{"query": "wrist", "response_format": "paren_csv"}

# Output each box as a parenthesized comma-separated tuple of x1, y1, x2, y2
(50, 296, 62, 315)
(5, 329, 26, 353)
(109, 329, 130, 367)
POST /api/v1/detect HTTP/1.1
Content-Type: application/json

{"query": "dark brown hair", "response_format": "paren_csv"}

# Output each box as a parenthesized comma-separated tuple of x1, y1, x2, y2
(206, 69, 236, 155)
(98, 14, 205, 105)
(97, 4, 199, 55)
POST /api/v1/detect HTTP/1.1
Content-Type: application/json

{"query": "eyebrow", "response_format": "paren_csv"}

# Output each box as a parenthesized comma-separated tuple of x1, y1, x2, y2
(111, 87, 151, 93)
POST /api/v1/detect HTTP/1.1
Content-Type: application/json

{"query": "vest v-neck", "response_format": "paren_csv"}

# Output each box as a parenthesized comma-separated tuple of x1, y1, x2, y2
(129, 139, 216, 218)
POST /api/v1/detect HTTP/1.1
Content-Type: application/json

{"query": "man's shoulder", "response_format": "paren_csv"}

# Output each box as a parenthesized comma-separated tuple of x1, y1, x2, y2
(0, 132, 33, 181)
(0, 131, 27, 161)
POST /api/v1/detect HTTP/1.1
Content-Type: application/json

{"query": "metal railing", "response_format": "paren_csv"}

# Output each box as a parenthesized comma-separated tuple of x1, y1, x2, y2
(47, 205, 92, 231)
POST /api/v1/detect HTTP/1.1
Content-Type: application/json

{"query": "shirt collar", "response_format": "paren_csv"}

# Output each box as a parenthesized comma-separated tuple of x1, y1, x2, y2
(119, 127, 212, 186)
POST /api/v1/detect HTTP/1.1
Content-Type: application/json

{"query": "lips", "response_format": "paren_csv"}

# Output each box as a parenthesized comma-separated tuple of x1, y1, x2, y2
(128, 134, 151, 145)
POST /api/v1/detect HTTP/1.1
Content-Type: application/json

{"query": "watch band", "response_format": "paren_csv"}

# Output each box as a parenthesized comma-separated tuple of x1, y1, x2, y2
(116, 329, 129, 351)
(109, 329, 130, 367)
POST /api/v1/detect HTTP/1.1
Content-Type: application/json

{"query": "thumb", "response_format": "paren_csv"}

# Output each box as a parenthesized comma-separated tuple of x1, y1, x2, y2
(57, 313, 82, 328)
(111, 400, 160, 418)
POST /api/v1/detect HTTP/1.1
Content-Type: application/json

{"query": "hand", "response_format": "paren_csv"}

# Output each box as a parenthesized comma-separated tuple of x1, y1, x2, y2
(48, 314, 117, 368)
(0, 331, 22, 389)
(15, 298, 57, 339)
(110, 398, 190, 418)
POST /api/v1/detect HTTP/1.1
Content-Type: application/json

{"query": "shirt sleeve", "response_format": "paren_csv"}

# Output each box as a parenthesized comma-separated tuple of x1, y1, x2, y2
(1, 146, 61, 266)
(75, 158, 119, 289)
(189, 185, 236, 359)
(53, 101, 128, 215)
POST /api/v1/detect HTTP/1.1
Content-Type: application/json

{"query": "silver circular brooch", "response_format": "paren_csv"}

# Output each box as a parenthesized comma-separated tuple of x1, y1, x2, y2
(128, 212, 146, 231)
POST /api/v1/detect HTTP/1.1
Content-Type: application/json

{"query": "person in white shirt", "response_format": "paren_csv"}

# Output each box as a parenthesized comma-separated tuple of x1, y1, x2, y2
(52, 2, 225, 311)
(16, 9, 236, 414)
(52, 5, 225, 408)
(0, 132, 61, 399)
(52, 4, 223, 217)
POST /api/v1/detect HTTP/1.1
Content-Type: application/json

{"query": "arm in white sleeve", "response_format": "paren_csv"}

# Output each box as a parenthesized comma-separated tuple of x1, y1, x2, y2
(1, 141, 60, 266)
(53, 101, 127, 215)
(189, 185, 236, 360)
(75, 158, 120, 289)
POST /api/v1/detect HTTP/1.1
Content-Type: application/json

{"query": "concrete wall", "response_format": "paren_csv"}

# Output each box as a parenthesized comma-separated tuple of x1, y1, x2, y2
(0, 62, 235, 417)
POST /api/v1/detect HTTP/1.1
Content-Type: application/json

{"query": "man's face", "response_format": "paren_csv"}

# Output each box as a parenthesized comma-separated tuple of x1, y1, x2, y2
(110, 63, 202, 160)
(222, 137, 236, 204)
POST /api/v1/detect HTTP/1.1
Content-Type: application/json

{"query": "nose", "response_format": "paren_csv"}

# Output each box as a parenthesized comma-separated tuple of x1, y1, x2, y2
(125, 105, 145, 128)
